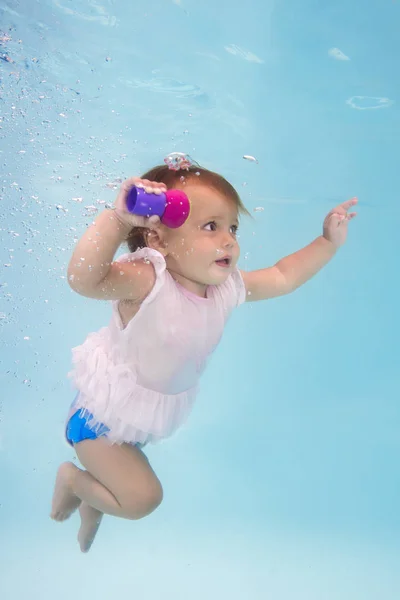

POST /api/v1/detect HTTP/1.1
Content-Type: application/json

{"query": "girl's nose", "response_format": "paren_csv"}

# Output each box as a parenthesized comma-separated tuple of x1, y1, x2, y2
(221, 233, 235, 248)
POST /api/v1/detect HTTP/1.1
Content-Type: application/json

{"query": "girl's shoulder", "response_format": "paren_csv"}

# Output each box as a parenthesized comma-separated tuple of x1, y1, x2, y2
(115, 247, 168, 305)
(209, 268, 246, 310)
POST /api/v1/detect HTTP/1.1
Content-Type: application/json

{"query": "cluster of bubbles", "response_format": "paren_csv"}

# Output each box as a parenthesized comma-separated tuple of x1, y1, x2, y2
(0, 18, 264, 393)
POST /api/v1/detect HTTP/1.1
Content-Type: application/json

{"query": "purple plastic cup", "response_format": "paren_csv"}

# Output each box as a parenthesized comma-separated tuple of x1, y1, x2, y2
(126, 186, 166, 219)
(125, 186, 190, 228)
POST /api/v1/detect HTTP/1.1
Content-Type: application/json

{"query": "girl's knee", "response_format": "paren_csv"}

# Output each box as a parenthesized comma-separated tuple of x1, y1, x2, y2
(122, 480, 163, 520)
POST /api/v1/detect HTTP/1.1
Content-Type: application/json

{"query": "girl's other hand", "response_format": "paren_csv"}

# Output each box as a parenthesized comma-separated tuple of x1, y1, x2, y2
(323, 197, 357, 248)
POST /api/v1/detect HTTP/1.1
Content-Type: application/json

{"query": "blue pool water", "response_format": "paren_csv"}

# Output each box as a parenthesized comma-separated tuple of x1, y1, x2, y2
(1, 1, 399, 598)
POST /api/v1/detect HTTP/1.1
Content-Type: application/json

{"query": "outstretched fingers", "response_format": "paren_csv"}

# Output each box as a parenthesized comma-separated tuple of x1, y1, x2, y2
(335, 197, 358, 214)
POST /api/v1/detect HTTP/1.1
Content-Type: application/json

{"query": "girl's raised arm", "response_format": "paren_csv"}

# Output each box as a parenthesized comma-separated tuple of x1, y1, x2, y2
(67, 177, 166, 301)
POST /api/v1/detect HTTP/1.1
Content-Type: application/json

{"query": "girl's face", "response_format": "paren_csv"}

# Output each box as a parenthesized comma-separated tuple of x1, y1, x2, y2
(162, 183, 241, 296)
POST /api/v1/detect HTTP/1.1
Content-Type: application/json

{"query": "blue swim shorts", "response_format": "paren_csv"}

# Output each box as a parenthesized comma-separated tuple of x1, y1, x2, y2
(66, 408, 142, 448)
(66, 409, 110, 446)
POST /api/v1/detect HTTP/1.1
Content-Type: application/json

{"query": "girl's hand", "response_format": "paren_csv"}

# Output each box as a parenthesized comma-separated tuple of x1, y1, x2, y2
(323, 197, 358, 248)
(113, 177, 167, 229)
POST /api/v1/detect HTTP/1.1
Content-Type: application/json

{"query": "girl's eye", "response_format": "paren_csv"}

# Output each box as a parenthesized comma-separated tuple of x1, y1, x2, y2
(204, 221, 217, 231)
(231, 225, 238, 235)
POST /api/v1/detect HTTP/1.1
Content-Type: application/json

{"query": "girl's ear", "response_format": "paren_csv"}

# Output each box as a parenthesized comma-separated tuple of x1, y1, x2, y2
(146, 227, 169, 257)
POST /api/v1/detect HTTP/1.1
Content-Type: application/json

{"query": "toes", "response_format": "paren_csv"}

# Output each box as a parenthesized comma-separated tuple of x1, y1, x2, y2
(79, 539, 93, 553)
(51, 511, 65, 522)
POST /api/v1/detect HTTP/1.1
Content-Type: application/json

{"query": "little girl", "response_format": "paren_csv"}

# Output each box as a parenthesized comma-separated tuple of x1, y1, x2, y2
(51, 156, 357, 552)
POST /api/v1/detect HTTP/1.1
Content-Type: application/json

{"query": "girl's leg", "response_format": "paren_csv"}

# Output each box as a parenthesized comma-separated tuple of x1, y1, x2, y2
(51, 438, 163, 551)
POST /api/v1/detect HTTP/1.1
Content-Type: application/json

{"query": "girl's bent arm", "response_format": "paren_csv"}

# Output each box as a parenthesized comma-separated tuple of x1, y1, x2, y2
(67, 209, 155, 301)
(241, 236, 337, 301)
(241, 198, 356, 302)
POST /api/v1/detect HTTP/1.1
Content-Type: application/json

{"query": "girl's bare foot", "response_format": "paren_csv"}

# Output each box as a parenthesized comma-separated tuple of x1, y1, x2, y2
(51, 462, 82, 521)
(78, 503, 103, 553)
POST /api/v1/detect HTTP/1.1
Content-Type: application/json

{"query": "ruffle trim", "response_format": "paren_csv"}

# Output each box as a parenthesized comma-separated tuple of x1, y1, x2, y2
(68, 329, 197, 445)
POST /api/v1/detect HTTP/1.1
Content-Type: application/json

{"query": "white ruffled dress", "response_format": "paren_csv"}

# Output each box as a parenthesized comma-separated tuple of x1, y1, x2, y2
(68, 248, 246, 445)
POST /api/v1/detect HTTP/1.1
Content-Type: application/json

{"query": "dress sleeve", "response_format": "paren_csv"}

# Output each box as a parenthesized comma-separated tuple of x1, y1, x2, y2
(229, 268, 247, 307)
(211, 267, 246, 315)
(113, 247, 167, 306)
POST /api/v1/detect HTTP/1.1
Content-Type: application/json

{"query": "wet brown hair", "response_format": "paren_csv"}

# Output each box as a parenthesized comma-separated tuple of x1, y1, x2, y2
(126, 164, 250, 252)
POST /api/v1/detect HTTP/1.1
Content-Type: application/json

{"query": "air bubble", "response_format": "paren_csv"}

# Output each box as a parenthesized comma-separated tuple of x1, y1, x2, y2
(243, 154, 258, 163)
(84, 205, 98, 215)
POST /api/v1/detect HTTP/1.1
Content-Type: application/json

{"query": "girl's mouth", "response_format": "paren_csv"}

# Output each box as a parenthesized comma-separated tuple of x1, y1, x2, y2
(215, 257, 231, 268)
